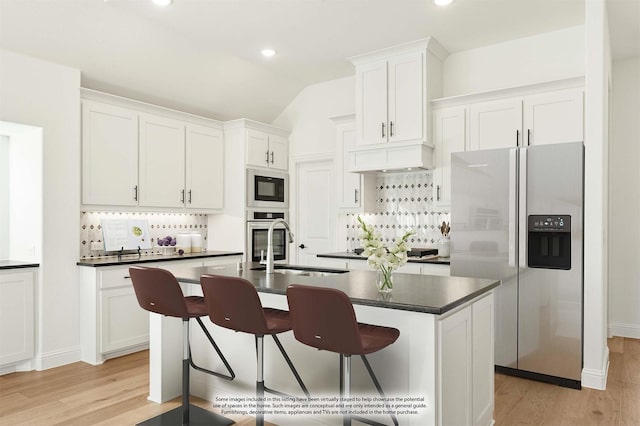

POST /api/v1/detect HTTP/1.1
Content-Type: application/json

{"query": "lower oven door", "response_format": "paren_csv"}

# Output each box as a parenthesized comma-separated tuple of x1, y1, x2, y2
(246, 222, 288, 263)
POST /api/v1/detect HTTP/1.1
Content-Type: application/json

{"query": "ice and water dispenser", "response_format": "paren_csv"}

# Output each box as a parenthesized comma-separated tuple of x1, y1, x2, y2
(527, 215, 572, 270)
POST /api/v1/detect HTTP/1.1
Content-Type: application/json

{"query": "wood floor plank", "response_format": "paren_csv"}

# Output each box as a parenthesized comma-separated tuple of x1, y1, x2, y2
(1, 338, 637, 425)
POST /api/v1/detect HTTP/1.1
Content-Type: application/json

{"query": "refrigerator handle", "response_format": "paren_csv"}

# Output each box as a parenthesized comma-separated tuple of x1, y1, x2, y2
(519, 148, 528, 268)
(508, 149, 517, 267)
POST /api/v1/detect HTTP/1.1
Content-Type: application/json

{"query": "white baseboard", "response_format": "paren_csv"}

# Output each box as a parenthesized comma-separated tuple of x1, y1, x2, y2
(608, 322, 640, 339)
(35, 345, 81, 371)
(581, 346, 609, 390)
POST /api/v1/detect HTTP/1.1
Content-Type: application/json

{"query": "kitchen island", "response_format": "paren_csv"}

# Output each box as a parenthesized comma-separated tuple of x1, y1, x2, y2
(150, 263, 499, 426)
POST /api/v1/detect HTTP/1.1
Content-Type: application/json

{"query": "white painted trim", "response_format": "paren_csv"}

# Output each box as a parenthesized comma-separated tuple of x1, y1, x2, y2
(292, 152, 335, 163)
(222, 118, 290, 137)
(581, 346, 609, 390)
(608, 322, 640, 339)
(328, 113, 356, 124)
(81, 88, 225, 129)
(34, 345, 81, 371)
(348, 36, 448, 65)
(431, 77, 585, 109)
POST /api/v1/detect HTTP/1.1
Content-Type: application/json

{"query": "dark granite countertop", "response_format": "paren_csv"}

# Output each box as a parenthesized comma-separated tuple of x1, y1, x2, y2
(76, 251, 243, 267)
(318, 251, 451, 265)
(171, 262, 498, 315)
(0, 260, 40, 270)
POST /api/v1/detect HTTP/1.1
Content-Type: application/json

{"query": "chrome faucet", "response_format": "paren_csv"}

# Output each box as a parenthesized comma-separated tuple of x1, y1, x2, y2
(266, 218, 294, 273)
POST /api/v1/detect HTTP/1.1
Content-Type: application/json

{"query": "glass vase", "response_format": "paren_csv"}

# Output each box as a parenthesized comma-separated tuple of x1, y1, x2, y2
(376, 269, 394, 293)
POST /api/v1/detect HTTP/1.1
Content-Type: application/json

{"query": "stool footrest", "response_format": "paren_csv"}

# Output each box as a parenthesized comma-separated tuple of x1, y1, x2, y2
(190, 317, 235, 381)
(136, 405, 233, 426)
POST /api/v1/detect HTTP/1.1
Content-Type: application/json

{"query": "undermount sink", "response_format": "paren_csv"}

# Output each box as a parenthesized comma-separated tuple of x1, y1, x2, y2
(250, 265, 349, 277)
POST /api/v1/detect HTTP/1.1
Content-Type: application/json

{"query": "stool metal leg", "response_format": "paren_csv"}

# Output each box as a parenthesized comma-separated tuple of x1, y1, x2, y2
(342, 354, 351, 426)
(256, 336, 265, 426)
(189, 317, 235, 381)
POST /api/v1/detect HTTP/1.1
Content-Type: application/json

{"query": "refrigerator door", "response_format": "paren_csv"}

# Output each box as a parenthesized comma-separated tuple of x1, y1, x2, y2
(451, 147, 518, 368)
(518, 142, 583, 381)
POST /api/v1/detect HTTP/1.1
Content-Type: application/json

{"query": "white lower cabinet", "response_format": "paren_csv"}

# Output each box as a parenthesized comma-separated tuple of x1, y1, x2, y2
(0, 269, 36, 368)
(79, 256, 241, 364)
(437, 293, 494, 426)
(316, 256, 451, 276)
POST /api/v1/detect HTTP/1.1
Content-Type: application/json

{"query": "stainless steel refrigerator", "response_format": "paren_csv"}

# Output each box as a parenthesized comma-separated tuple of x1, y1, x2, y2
(450, 141, 583, 389)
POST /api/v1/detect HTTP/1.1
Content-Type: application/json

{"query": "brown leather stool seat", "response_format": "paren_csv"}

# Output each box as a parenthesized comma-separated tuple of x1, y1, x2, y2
(129, 266, 234, 426)
(286, 284, 400, 426)
(200, 274, 310, 426)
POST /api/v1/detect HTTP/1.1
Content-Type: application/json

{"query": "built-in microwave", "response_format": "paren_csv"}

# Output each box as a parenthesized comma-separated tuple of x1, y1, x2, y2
(246, 168, 288, 209)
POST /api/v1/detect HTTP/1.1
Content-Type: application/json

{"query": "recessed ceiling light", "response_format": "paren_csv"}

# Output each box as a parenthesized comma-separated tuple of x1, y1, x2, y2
(152, 0, 172, 6)
(261, 48, 276, 58)
(434, 0, 454, 6)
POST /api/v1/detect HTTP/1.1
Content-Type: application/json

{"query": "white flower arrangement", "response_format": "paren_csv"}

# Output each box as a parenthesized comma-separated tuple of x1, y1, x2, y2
(357, 216, 414, 291)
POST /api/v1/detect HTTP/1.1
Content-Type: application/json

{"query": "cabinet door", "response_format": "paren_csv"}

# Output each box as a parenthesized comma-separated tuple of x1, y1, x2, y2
(523, 88, 583, 146)
(267, 134, 288, 170)
(438, 306, 472, 426)
(433, 106, 467, 205)
(338, 121, 361, 209)
(82, 101, 138, 206)
(139, 114, 186, 208)
(0, 271, 34, 365)
(472, 294, 494, 426)
(246, 129, 270, 168)
(356, 60, 388, 145)
(186, 124, 224, 209)
(101, 286, 149, 353)
(388, 52, 424, 143)
(469, 98, 522, 151)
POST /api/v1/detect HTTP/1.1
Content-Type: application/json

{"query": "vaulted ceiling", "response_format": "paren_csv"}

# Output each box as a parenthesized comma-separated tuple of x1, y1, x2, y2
(0, 0, 637, 123)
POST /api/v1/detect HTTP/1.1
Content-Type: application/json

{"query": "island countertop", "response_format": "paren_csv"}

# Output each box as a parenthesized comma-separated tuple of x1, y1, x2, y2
(171, 262, 499, 315)
(76, 250, 243, 267)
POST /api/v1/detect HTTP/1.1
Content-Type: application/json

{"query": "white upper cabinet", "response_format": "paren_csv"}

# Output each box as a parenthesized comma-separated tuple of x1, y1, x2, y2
(469, 98, 522, 150)
(138, 113, 186, 208)
(433, 106, 467, 205)
(349, 38, 446, 172)
(246, 129, 288, 170)
(523, 88, 584, 146)
(80, 91, 225, 212)
(387, 52, 424, 143)
(331, 114, 376, 212)
(469, 87, 584, 150)
(185, 124, 224, 210)
(355, 50, 428, 146)
(82, 100, 139, 206)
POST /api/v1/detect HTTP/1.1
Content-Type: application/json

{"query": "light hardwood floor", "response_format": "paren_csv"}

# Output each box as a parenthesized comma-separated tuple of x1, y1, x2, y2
(0, 337, 638, 425)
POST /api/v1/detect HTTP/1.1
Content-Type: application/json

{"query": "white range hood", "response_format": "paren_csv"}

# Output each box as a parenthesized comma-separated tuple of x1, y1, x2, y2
(348, 141, 435, 173)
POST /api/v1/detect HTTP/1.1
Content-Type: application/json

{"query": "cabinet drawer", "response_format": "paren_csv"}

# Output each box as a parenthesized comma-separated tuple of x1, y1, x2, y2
(99, 267, 132, 289)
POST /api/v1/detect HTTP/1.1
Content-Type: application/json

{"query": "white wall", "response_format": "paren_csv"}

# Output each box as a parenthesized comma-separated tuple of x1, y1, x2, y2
(608, 56, 640, 339)
(0, 49, 81, 369)
(443, 25, 585, 96)
(0, 135, 8, 259)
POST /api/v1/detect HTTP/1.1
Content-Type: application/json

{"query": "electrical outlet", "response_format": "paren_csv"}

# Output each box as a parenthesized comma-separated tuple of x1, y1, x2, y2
(90, 241, 104, 251)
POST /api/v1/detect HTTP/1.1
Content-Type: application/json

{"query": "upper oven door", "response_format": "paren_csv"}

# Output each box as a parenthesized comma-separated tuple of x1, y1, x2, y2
(247, 168, 289, 208)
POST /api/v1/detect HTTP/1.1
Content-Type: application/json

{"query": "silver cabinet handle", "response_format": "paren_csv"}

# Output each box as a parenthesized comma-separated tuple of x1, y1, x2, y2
(527, 129, 531, 146)
(188, 189, 192, 204)
(381, 122, 385, 138)
(265, 150, 270, 163)
(354, 188, 359, 203)
(181, 189, 185, 203)
(133, 185, 138, 201)
(516, 129, 520, 147)
(390, 121, 394, 137)
(270, 151, 274, 164)
(436, 185, 441, 201)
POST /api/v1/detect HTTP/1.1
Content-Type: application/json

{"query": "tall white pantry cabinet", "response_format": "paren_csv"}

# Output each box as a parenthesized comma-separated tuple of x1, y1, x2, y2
(81, 90, 224, 212)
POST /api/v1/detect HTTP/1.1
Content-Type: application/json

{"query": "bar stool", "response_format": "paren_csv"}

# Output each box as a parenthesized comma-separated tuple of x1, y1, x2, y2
(286, 284, 400, 426)
(200, 274, 311, 426)
(129, 266, 235, 426)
